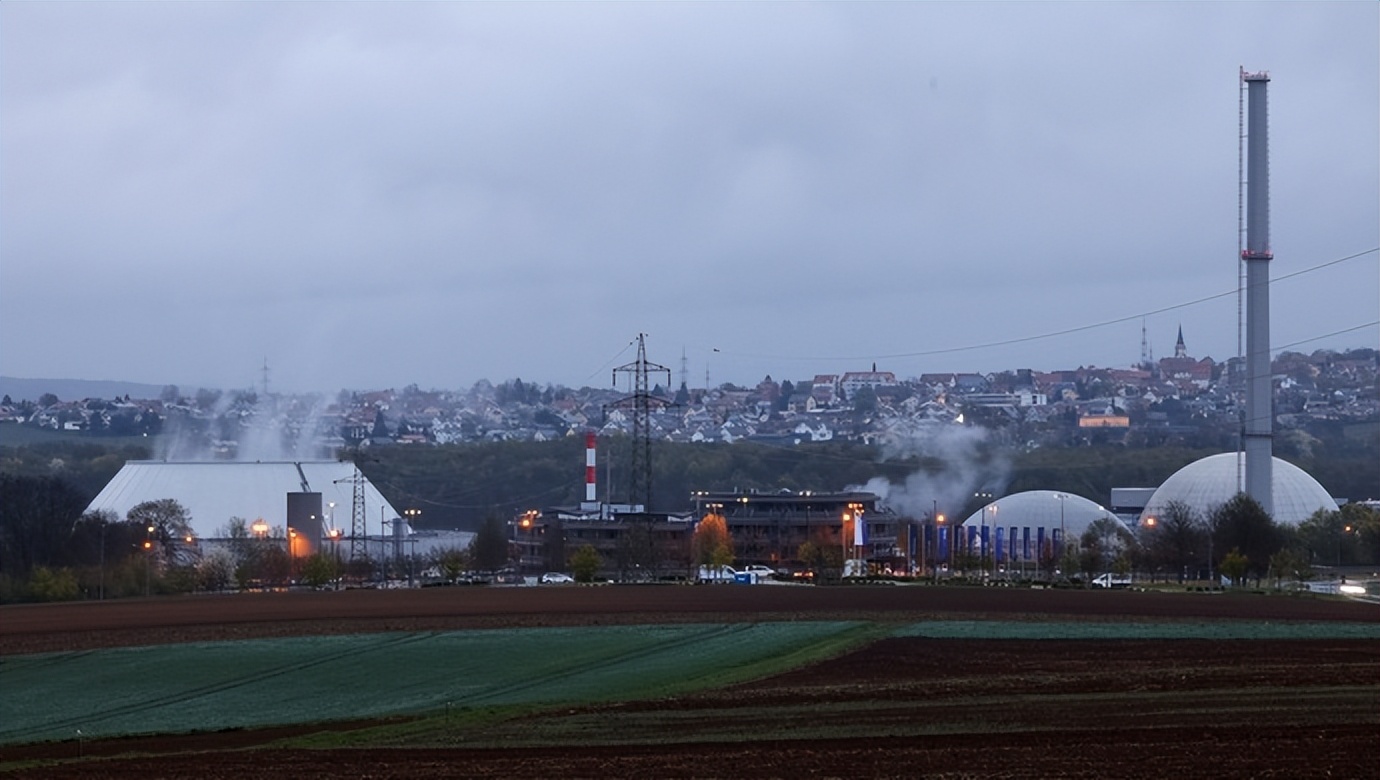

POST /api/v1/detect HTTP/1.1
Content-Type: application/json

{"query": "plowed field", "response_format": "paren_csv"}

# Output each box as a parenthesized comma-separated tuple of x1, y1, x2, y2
(4, 584, 1377, 778)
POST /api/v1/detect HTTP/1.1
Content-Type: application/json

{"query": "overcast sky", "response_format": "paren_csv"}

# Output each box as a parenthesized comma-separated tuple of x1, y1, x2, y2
(3, 2, 1376, 394)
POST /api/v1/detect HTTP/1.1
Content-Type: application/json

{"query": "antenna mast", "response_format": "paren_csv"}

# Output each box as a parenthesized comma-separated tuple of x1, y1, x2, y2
(1140, 319, 1151, 370)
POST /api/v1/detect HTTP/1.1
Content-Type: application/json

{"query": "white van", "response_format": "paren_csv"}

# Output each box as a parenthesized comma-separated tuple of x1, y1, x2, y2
(1092, 573, 1132, 589)
(696, 565, 736, 583)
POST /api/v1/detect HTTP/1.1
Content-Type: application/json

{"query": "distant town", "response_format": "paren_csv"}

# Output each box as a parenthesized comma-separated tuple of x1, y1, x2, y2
(3, 336, 1375, 458)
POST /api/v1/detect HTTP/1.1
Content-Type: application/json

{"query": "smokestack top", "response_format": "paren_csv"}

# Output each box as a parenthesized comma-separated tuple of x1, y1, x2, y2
(1242, 70, 1270, 82)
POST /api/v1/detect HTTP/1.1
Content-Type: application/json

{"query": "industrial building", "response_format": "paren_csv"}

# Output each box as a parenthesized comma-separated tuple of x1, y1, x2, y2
(513, 488, 891, 579)
(85, 460, 405, 559)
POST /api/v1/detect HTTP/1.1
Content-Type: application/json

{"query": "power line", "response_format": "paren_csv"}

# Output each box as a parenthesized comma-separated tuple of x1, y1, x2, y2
(1273, 322, 1379, 353)
(582, 339, 635, 383)
(710, 246, 1378, 363)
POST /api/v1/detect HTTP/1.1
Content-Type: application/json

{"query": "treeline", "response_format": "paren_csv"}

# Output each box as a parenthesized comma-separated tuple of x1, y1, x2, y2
(359, 437, 962, 529)
(3, 436, 1375, 534)
(0, 474, 149, 601)
(0, 440, 151, 500)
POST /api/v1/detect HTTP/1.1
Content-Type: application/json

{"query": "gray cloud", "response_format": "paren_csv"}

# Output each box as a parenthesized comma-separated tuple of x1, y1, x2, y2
(2, 2, 1375, 392)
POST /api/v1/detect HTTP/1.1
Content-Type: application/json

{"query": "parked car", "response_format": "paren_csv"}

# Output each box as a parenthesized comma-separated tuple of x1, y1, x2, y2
(492, 570, 525, 585)
(540, 572, 574, 584)
(739, 565, 777, 578)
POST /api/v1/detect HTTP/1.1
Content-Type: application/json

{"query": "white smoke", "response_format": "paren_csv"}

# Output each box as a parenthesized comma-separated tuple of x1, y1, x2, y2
(155, 390, 333, 462)
(851, 422, 1011, 520)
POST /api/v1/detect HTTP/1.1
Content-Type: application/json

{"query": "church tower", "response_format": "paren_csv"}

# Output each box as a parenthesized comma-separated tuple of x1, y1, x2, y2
(1174, 326, 1187, 359)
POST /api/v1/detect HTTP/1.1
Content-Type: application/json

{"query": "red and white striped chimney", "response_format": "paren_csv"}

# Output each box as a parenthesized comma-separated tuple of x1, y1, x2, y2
(584, 431, 597, 503)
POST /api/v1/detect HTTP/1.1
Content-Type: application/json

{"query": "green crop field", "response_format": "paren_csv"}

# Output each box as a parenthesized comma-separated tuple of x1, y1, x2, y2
(0, 622, 868, 746)
(892, 620, 1380, 640)
(6, 619, 1379, 748)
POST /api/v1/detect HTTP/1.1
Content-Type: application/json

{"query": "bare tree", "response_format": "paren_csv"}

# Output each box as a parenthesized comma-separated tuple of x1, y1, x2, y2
(127, 499, 198, 567)
(1145, 500, 1207, 581)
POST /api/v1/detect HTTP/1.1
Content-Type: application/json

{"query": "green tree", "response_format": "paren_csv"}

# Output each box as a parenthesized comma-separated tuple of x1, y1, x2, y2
(1348, 503, 1380, 566)
(1058, 539, 1081, 580)
(194, 388, 221, 411)
(616, 519, 657, 581)
(1267, 547, 1313, 587)
(0, 474, 90, 577)
(1219, 548, 1249, 586)
(162, 564, 200, 594)
(259, 544, 292, 587)
(27, 566, 79, 602)
(1210, 494, 1282, 580)
(851, 386, 877, 417)
(299, 552, 339, 589)
(776, 380, 795, 412)
(431, 546, 470, 582)
(1301, 503, 1380, 567)
(1143, 500, 1206, 580)
(1080, 517, 1132, 576)
(570, 544, 601, 583)
(198, 550, 235, 592)
(470, 514, 511, 571)
(797, 536, 842, 583)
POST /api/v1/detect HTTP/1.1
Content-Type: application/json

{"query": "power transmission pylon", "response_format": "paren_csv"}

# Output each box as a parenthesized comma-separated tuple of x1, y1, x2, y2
(334, 454, 369, 562)
(606, 334, 674, 511)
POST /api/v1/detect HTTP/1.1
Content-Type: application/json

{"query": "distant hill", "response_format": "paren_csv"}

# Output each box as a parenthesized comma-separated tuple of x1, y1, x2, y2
(0, 377, 175, 403)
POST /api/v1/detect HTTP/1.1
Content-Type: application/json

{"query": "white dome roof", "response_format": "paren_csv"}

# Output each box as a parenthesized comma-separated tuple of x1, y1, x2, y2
(1139, 453, 1337, 526)
(961, 490, 1128, 538)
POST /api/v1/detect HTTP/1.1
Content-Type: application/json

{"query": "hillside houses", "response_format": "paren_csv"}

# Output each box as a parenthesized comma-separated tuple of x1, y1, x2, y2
(2, 347, 1374, 454)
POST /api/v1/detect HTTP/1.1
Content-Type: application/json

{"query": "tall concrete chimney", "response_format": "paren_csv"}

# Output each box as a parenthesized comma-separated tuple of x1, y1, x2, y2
(584, 430, 598, 504)
(1242, 70, 1273, 516)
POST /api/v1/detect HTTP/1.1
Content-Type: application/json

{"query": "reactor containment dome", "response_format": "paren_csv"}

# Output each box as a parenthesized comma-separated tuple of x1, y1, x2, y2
(1138, 453, 1337, 527)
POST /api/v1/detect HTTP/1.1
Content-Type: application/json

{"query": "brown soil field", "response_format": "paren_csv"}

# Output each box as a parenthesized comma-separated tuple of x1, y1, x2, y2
(4, 584, 1378, 778)
(4, 582, 1377, 656)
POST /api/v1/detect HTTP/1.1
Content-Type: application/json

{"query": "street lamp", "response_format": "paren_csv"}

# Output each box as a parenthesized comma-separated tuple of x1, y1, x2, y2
(288, 528, 300, 580)
(994, 504, 1001, 574)
(399, 508, 421, 577)
(327, 527, 343, 588)
(1141, 517, 1157, 582)
(98, 518, 107, 601)
(843, 502, 864, 576)
(1338, 524, 1354, 566)
(1055, 493, 1068, 566)
(933, 512, 946, 583)
(518, 509, 536, 573)
(143, 525, 154, 597)
(841, 509, 851, 576)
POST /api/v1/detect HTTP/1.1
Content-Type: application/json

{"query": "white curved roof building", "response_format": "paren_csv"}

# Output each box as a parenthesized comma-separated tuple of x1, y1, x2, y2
(1139, 453, 1337, 527)
(86, 460, 401, 539)
(959, 490, 1129, 562)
